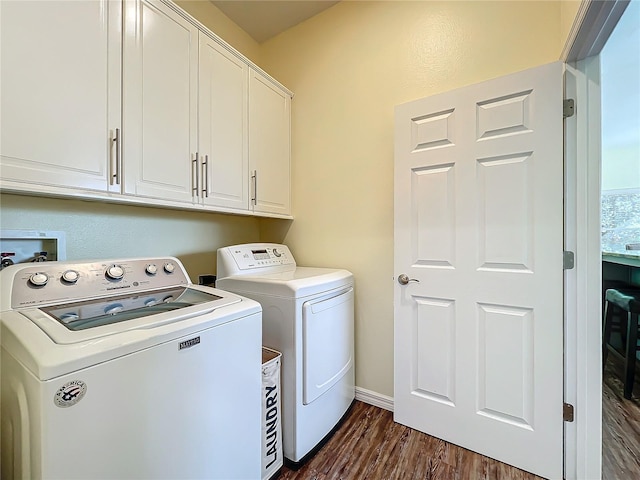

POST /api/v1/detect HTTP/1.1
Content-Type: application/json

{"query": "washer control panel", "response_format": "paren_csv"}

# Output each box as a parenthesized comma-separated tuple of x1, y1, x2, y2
(8, 257, 188, 309)
(228, 245, 294, 270)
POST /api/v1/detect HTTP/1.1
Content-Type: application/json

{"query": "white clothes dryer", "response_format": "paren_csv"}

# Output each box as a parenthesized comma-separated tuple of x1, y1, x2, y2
(216, 243, 355, 465)
(1, 257, 262, 480)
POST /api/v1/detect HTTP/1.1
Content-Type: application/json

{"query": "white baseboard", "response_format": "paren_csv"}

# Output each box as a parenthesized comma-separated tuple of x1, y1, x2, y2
(354, 386, 394, 412)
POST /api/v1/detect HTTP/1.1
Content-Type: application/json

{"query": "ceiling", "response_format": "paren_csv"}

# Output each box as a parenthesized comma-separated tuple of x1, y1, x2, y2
(211, 1, 340, 43)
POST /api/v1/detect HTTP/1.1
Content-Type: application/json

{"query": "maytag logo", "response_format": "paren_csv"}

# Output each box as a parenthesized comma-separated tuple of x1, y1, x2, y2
(179, 336, 200, 350)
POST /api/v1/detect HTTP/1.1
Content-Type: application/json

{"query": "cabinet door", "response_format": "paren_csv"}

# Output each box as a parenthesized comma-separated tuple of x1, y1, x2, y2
(0, 0, 121, 193)
(123, 0, 198, 203)
(198, 33, 248, 210)
(249, 70, 291, 216)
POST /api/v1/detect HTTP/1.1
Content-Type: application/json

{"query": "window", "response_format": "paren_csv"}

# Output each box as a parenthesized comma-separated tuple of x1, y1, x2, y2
(600, 0, 640, 254)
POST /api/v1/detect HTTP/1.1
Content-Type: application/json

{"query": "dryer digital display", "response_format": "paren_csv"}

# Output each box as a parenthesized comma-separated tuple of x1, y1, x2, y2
(251, 249, 270, 260)
(224, 244, 295, 271)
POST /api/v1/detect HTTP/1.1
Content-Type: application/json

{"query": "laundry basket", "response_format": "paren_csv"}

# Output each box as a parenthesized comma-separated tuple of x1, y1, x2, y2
(262, 348, 283, 480)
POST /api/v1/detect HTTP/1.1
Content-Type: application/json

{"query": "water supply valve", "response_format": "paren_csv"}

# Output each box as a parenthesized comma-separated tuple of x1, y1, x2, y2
(30, 251, 48, 262)
(1, 252, 16, 269)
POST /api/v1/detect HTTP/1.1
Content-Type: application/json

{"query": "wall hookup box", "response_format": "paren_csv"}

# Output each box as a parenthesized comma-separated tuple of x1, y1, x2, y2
(0, 230, 66, 269)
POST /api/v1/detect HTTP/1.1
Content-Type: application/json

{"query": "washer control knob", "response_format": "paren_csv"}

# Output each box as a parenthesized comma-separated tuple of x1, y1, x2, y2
(62, 270, 80, 284)
(146, 264, 158, 275)
(164, 262, 175, 274)
(105, 264, 125, 280)
(273, 248, 282, 257)
(28, 272, 49, 287)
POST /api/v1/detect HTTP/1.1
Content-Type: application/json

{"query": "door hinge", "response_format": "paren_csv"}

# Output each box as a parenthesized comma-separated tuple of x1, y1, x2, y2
(563, 98, 575, 118)
(563, 402, 575, 422)
(563, 251, 575, 270)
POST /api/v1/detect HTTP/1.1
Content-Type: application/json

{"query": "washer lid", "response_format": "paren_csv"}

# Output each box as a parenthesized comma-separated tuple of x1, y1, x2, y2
(22, 286, 241, 345)
(1, 287, 260, 380)
(216, 267, 353, 298)
(42, 287, 221, 331)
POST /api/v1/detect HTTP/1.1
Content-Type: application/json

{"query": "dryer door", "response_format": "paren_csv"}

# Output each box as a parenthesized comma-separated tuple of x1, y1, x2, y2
(302, 287, 354, 405)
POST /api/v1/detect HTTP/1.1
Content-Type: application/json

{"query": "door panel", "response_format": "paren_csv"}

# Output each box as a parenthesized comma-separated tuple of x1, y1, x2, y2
(412, 164, 456, 267)
(477, 153, 533, 271)
(413, 296, 456, 404)
(394, 62, 563, 479)
(199, 33, 248, 210)
(477, 303, 534, 427)
(0, 0, 120, 193)
(123, 0, 198, 202)
(302, 288, 354, 405)
(249, 71, 291, 215)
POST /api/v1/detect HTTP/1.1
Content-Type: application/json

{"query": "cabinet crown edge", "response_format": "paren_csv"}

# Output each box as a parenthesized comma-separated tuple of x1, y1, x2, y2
(160, 0, 293, 98)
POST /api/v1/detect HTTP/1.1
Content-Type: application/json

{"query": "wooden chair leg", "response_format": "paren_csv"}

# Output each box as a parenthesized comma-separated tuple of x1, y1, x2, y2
(603, 301, 615, 369)
(624, 312, 638, 400)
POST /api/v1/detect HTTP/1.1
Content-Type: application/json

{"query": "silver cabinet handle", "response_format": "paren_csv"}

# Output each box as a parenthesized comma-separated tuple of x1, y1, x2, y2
(398, 274, 419, 285)
(251, 170, 257, 205)
(202, 154, 209, 198)
(192, 152, 199, 197)
(112, 128, 120, 185)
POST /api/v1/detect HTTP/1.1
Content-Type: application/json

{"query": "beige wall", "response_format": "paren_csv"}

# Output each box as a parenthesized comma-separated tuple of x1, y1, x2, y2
(259, 1, 562, 397)
(560, 0, 583, 55)
(175, 0, 261, 64)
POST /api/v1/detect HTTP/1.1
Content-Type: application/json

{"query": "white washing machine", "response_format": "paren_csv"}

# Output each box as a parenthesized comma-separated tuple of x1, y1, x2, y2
(1, 257, 262, 480)
(216, 243, 355, 465)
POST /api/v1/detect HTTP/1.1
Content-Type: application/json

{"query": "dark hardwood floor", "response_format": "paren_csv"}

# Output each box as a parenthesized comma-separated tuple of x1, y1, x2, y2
(278, 362, 640, 480)
(602, 355, 640, 480)
(279, 402, 544, 480)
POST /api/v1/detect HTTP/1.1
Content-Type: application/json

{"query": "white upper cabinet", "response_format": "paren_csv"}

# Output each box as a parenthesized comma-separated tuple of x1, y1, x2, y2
(0, 0, 121, 193)
(0, 0, 292, 218)
(249, 70, 292, 216)
(198, 33, 249, 210)
(122, 0, 198, 203)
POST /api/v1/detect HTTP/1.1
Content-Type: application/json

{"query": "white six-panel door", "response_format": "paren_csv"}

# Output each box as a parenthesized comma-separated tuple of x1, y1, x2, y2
(394, 62, 564, 479)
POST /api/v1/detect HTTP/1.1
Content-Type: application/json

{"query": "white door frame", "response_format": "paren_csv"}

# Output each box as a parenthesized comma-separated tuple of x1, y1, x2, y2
(562, 1, 630, 479)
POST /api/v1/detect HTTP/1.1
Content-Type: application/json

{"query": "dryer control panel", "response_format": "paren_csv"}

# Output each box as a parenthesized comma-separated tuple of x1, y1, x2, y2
(218, 243, 295, 275)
